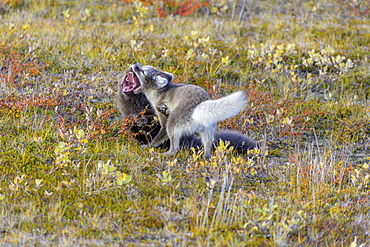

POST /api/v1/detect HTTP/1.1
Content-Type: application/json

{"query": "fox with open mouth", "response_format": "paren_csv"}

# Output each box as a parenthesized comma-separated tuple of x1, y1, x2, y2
(118, 62, 255, 159)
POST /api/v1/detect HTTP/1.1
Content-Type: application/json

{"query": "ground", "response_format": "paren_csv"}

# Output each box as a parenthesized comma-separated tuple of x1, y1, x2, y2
(0, 0, 369, 246)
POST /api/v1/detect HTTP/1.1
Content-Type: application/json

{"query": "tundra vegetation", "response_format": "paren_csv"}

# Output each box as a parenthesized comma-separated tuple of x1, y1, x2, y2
(0, 0, 369, 246)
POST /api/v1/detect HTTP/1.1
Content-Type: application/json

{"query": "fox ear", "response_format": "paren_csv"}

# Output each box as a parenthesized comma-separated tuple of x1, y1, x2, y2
(155, 75, 170, 88)
(164, 71, 174, 82)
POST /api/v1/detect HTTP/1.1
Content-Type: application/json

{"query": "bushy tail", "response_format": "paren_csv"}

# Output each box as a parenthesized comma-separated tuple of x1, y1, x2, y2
(192, 91, 247, 127)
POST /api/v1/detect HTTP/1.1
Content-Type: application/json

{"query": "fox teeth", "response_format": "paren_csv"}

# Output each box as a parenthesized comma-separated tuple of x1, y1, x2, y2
(122, 71, 140, 93)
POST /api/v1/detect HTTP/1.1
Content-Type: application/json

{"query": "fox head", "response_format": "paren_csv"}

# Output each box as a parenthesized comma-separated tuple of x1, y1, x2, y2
(131, 62, 174, 94)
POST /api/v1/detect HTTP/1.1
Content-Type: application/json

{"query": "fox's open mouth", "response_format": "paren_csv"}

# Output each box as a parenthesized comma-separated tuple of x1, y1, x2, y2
(122, 70, 140, 93)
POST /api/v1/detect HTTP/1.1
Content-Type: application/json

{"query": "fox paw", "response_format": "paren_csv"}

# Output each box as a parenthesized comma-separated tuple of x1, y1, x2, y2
(162, 151, 175, 157)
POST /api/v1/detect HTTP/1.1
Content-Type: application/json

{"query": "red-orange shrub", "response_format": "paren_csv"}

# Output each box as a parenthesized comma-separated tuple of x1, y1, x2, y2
(0, 41, 48, 86)
(122, 0, 209, 17)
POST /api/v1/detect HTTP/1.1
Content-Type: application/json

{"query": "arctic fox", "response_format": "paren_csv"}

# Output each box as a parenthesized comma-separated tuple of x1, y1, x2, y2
(116, 69, 257, 153)
(129, 62, 249, 159)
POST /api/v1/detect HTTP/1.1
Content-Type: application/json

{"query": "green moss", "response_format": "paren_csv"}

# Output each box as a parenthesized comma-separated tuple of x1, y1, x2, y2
(0, 0, 369, 245)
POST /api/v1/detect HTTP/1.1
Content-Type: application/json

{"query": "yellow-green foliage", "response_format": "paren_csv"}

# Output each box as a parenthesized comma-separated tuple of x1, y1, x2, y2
(0, 0, 369, 246)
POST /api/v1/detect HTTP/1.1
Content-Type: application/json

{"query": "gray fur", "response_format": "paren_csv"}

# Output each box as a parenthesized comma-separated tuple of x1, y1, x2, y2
(132, 62, 249, 159)
(116, 69, 257, 153)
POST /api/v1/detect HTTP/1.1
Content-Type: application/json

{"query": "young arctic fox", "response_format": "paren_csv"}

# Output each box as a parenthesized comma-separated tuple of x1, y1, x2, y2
(130, 62, 250, 159)
(116, 68, 257, 153)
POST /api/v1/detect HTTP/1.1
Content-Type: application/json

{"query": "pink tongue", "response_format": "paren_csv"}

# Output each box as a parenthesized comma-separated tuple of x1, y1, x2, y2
(123, 85, 135, 93)
(122, 72, 137, 93)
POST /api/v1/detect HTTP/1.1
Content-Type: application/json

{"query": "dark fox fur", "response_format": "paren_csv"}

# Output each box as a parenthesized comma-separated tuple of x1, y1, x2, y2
(116, 85, 161, 145)
(116, 69, 257, 153)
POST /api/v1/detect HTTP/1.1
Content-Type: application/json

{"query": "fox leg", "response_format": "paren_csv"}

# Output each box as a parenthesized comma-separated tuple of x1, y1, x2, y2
(149, 127, 168, 147)
(148, 112, 168, 147)
(199, 125, 216, 159)
(163, 114, 186, 156)
(163, 127, 181, 156)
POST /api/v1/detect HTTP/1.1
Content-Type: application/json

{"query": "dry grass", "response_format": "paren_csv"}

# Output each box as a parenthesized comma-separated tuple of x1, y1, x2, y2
(0, 0, 369, 246)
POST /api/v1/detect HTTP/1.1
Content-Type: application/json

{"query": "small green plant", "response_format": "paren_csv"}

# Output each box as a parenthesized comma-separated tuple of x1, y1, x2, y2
(182, 30, 231, 77)
(157, 170, 173, 185)
(115, 171, 132, 185)
(54, 141, 72, 166)
(351, 163, 370, 190)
